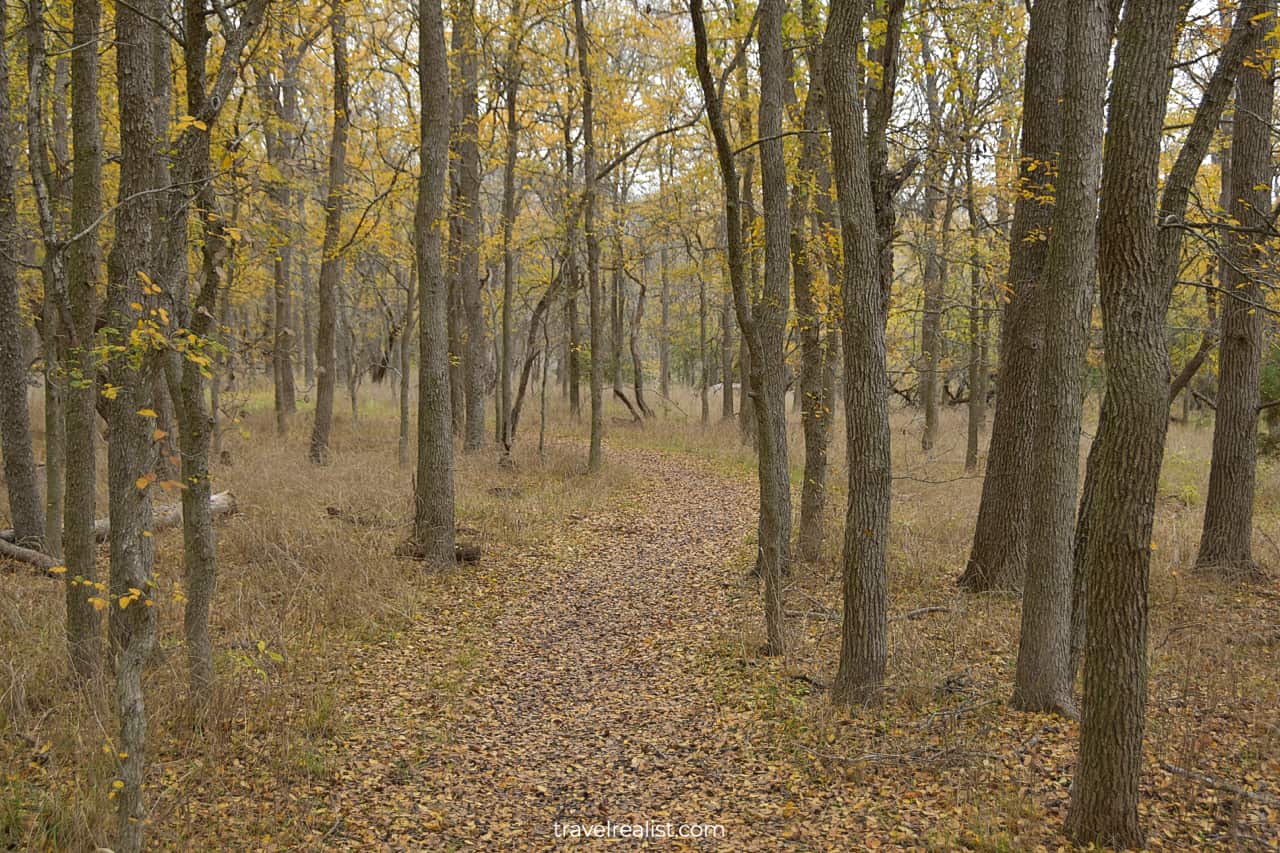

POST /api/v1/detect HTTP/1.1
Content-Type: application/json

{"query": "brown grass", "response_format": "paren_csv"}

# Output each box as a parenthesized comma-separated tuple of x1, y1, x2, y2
(2, 382, 1278, 849)
(0, 381, 631, 850)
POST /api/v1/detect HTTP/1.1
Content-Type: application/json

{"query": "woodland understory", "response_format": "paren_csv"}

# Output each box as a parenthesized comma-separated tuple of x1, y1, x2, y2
(1, 397, 1278, 850)
(2, 0, 1280, 849)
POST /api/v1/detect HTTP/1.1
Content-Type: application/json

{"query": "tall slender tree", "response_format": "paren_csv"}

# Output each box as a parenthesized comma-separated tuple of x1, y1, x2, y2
(824, 0, 889, 704)
(1195, 0, 1275, 577)
(105, 0, 163, 842)
(1067, 1, 1263, 843)
(450, 0, 486, 451)
(574, 0, 604, 473)
(960, 0, 1065, 591)
(310, 1, 351, 464)
(691, 0, 789, 656)
(412, 0, 457, 564)
(1012, 0, 1105, 719)
(63, 0, 105, 679)
(0, 1, 45, 549)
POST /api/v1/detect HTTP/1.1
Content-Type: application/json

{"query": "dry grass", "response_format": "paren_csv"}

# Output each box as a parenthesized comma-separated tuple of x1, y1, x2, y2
(638, 394, 1280, 849)
(0, 381, 631, 850)
(2, 382, 1278, 849)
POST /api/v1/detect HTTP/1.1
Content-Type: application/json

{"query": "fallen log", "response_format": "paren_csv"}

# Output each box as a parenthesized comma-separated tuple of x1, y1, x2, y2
(0, 538, 62, 571)
(0, 492, 238, 573)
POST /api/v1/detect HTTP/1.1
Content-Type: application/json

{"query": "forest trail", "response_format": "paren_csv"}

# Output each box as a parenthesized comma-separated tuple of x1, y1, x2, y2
(324, 446, 788, 849)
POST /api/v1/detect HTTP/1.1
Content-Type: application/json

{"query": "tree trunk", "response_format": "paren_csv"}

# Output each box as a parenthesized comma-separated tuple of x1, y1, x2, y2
(1011, 0, 1106, 719)
(1067, 0, 1257, 842)
(721, 279, 735, 419)
(1195, 1, 1274, 576)
(498, 59, 520, 457)
(738, 160, 758, 447)
(411, 0, 456, 564)
(659, 244, 671, 402)
(63, 0, 104, 680)
(257, 39, 300, 435)
(628, 271, 651, 417)
(25, 0, 66, 559)
(918, 29, 947, 456)
(790, 0, 831, 563)
(824, 0, 889, 705)
(699, 265, 709, 426)
(309, 4, 349, 465)
(451, 0, 485, 451)
(0, 15, 45, 549)
(964, 143, 987, 472)
(691, 0, 788, 656)
(105, 0, 162, 842)
(960, 0, 1064, 592)
(573, 0, 604, 473)
(752, 0, 790, 654)
(567, 264, 582, 419)
(399, 265, 415, 467)
(300, 193, 314, 388)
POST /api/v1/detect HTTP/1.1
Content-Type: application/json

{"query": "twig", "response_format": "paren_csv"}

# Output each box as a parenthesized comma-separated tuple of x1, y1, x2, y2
(786, 605, 951, 624)
(1159, 761, 1280, 806)
(891, 606, 950, 622)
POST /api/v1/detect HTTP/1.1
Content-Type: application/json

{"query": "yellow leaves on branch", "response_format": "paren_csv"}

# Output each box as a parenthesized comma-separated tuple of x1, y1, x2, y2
(176, 114, 209, 133)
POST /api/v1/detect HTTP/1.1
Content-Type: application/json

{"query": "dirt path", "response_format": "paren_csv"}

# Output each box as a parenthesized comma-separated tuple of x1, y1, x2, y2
(323, 447, 794, 849)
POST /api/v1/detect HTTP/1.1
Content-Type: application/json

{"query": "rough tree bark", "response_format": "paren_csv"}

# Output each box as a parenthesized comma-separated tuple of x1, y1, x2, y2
(1066, 1, 1260, 844)
(450, 0, 486, 451)
(167, 0, 265, 703)
(627, 269, 651, 417)
(411, 0, 457, 565)
(721, 279, 735, 419)
(24, 3, 67, 558)
(1195, 0, 1274, 577)
(26, 0, 66, 560)
(498, 54, 521, 456)
(105, 0, 162, 842)
(959, 0, 1064, 591)
(691, 0, 789, 655)
(825, 0, 889, 705)
(964, 140, 990, 473)
(573, 0, 604, 473)
(398, 265, 415, 467)
(309, 2, 350, 465)
(256, 35, 300, 435)
(63, 0, 104, 679)
(789, 0, 832, 563)
(1011, 0, 1106, 719)
(0, 11, 45, 549)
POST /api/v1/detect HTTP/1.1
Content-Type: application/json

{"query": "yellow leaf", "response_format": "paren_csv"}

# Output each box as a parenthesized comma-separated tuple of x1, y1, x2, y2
(137, 408, 158, 418)
(111, 780, 124, 789)
(137, 271, 152, 286)
(118, 596, 132, 609)
(136, 473, 155, 490)
(89, 597, 108, 611)
(153, 429, 168, 440)
(47, 565, 67, 575)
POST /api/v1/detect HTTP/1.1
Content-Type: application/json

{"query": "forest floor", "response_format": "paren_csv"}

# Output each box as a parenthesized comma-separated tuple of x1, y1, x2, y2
(2, 397, 1279, 850)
